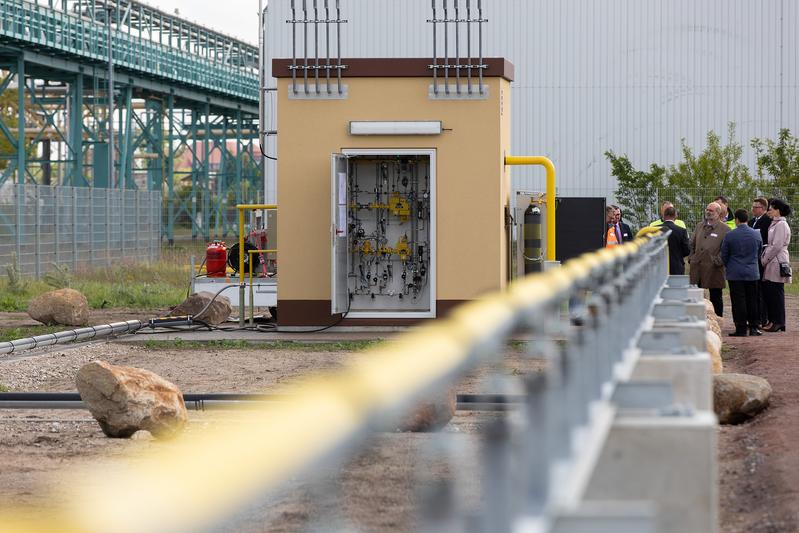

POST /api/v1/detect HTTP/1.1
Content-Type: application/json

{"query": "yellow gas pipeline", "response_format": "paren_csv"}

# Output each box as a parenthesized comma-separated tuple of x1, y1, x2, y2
(504, 156, 556, 261)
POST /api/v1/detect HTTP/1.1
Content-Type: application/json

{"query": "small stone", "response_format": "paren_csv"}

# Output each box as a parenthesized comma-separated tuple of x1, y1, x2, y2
(131, 430, 155, 441)
(27, 288, 89, 326)
(76, 360, 188, 439)
(397, 388, 457, 432)
(713, 373, 772, 424)
(170, 292, 232, 325)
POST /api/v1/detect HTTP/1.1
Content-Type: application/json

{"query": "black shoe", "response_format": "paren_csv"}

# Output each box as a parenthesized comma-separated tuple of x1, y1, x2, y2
(764, 324, 786, 332)
(748, 327, 763, 336)
(729, 330, 748, 337)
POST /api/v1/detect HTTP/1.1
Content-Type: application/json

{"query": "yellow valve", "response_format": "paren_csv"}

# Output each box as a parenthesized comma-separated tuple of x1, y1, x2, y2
(389, 193, 410, 222)
(378, 245, 393, 256)
(360, 241, 373, 255)
(395, 236, 410, 262)
(368, 201, 389, 210)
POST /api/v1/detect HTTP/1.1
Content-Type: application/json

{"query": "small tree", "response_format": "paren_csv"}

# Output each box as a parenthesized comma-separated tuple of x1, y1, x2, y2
(751, 128, 799, 198)
(665, 123, 755, 230)
(606, 151, 667, 230)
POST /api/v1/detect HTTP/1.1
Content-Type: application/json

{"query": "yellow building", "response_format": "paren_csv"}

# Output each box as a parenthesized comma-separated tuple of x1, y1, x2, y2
(273, 58, 514, 326)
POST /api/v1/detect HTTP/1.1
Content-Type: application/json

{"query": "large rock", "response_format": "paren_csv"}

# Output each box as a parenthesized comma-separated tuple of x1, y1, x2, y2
(704, 299, 721, 337)
(170, 291, 232, 325)
(397, 388, 457, 432)
(27, 288, 89, 326)
(76, 360, 188, 439)
(713, 373, 772, 424)
(706, 330, 723, 374)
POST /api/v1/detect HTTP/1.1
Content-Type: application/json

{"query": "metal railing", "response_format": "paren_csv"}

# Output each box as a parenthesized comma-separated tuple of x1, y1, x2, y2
(0, 0, 258, 102)
(0, 183, 160, 277)
(0, 232, 674, 532)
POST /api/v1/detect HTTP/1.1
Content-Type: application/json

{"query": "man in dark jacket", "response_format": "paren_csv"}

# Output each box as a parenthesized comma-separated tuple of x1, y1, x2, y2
(748, 197, 771, 326)
(661, 206, 690, 274)
(721, 208, 763, 336)
(612, 205, 634, 242)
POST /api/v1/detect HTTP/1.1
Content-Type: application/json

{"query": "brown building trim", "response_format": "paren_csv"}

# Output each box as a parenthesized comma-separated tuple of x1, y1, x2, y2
(272, 58, 514, 82)
(277, 300, 469, 327)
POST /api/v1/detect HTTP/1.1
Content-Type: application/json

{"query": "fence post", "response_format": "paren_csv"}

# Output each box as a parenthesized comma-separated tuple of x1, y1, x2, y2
(89, 188, 95, 263)
(106, 189, 111, 266)
(54, 185, 59, 267)
(15, 183, 22, 269)
(72, 187, 78, 271)
(121, 190, 125, 260)
(136, 191, 141, 256)
(34, 185, 40, 278)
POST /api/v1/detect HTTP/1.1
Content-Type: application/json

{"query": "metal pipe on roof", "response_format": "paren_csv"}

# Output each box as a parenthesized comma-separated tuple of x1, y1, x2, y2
(466, 0, 472, 94)
(324, 0, 331, 94)
(478, 0, 483, 94)
(454, 0, 460, 94)
(443, 0, 449, 95)
(431, 0, 437, 95)
(290, 0, 297, 94)
(336, 0, 342, 94)
(313, 0, 319, 94)
(303, 0, 309, 95)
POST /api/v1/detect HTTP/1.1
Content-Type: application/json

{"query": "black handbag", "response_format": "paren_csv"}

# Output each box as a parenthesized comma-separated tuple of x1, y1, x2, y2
(780, 262, 792, 278)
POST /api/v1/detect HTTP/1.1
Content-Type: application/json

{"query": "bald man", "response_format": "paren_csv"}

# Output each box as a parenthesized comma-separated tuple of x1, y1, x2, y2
(650, 201, 687, 229)
(689, 202, 731, 316)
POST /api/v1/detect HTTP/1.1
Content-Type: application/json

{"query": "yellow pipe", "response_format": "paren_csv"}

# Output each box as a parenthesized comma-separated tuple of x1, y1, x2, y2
(236, 204, 278, 326)
(504, 156, 556, 261)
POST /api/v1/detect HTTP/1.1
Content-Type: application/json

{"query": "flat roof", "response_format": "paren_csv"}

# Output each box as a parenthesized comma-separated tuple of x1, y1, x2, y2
(272, 58, 514, 82)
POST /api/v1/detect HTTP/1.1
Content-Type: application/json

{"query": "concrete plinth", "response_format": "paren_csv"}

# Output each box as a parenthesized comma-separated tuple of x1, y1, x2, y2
(583, 411, 718, 533)
(631, 354, 712, 410)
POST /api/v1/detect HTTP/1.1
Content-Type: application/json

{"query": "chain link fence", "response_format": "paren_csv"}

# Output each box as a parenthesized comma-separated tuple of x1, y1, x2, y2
(0, 184, 161, 278)
(619, 187, 799, 254)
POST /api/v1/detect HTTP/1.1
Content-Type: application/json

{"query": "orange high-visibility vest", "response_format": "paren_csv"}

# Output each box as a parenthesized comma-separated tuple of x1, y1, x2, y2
(606, 226, 619, 247)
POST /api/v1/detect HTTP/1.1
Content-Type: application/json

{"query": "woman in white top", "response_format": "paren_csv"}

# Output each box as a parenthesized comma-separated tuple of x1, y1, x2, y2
(761, 199, 792, 332)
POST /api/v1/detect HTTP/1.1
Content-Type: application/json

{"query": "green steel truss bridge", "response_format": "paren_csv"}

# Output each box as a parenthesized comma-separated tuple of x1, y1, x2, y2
(0, 0, 262, 241)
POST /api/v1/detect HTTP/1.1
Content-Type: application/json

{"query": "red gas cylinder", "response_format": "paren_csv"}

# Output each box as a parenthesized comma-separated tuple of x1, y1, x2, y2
(206, 240, 227, 277)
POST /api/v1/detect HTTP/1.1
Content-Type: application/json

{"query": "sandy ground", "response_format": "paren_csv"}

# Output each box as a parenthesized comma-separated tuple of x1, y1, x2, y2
(1, 294, 798, 531)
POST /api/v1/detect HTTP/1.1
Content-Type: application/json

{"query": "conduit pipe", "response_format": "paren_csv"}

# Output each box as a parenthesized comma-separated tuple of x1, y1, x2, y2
(0, 320, 146, 356)
(504, 155, 556, 261)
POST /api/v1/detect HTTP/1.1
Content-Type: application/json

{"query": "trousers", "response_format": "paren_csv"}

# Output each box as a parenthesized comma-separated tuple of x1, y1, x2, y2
(728, 280, 758, 329)
(708, 288, 723, 317)
(762, 281, 786, 327)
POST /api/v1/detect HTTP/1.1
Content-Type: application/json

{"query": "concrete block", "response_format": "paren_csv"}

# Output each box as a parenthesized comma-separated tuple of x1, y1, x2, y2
(659, 287, 704, 303)
(651, 302, 705, 321)
(547, 501, 656, 533)
(648, 322, 707, 351)
(631, 354, 713, 410)
(583, 411, 718, 533)
(638, 326, 706, 354)
(665, 275, 690, 288)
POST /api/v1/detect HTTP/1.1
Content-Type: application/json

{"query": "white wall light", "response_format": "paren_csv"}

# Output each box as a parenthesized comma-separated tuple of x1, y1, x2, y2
(349, 121, 443, 136)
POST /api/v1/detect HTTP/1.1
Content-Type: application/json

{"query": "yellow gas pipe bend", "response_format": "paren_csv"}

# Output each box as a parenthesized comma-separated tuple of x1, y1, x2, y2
(504, 156, 556, 261)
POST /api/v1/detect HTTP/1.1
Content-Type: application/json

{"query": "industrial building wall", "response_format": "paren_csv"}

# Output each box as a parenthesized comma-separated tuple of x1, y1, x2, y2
(263, 0, 796, 202)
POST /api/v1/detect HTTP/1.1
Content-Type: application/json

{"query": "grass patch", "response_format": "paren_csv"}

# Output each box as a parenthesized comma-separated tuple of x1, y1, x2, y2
(137, 339, 385, 352)
(0, 246, 194, 312)
(0, 384, 9, 392)
(0, 325, 66, 343)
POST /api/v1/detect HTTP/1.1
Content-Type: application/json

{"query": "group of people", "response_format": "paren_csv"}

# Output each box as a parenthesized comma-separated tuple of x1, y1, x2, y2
(652, 197, 792, 336)
(605, 196, 792, 335)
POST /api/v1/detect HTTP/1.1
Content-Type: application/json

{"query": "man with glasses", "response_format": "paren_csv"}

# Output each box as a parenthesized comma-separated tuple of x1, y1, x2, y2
(689, 202, 731, 316)
(748, 197, 771, 326)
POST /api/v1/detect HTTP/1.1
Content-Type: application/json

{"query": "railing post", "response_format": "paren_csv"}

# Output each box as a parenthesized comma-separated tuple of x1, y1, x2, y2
(72, 186, 77, 271)
(34, 185, 40, 278)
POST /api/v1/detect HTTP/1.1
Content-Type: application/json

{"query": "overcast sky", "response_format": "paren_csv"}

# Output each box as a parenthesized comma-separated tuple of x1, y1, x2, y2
(147, 0, 261, 44)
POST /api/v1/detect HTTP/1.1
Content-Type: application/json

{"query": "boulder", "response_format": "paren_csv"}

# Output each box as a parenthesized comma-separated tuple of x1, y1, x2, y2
(713, 373, 772, 424)
(704, 299, 721, 337)
(706, 330, 723, 374)
(27, 288, 89, 326)
(76, 360, 188, 439)
(170, 291, 232, 325)
(397, 388, 457, 432)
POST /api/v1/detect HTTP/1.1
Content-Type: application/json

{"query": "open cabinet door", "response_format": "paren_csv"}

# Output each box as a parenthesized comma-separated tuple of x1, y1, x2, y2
(331, 154, 349, 314)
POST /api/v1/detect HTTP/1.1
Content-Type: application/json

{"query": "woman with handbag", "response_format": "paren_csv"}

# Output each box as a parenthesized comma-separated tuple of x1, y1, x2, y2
(761, 199, 792, 332)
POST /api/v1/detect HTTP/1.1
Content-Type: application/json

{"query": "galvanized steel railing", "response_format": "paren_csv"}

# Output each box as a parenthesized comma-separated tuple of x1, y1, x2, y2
(0, 234, 669, 532)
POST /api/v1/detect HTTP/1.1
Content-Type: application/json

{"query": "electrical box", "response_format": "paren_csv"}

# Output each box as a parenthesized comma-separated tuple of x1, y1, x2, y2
(332, 149, 435, 318)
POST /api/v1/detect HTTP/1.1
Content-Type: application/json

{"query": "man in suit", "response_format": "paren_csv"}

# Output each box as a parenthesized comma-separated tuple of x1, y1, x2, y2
(612, 205, 634, 242)
(661, 206, 690, 274)
(689, 202, 731, 317)
(721, 208, 763, 336)
(748, 197, 771, 326)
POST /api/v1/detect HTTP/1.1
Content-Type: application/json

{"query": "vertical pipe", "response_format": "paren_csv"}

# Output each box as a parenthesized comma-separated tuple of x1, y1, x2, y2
(238, 208, 245, 327)
(336, 0, 341, 94)
(290, 0, 297, 94)
(106, 4, 115, 188)
(325, 0, 331, 94)
(443, 0, 449, 95)
(203, 101, 210, 241)
(454, 0, 460, 94)
(313, 0, 319, 94)
(466, 0, 472, 94)
(258, 0, 264, 144)
(190, 109, 198, 240)
(166, 94, 175, 245)
(302, 0, 308, 95)
(478, 0, 483, 94)
(15, 56, 24, 268)
(432, 0, 437, 95)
